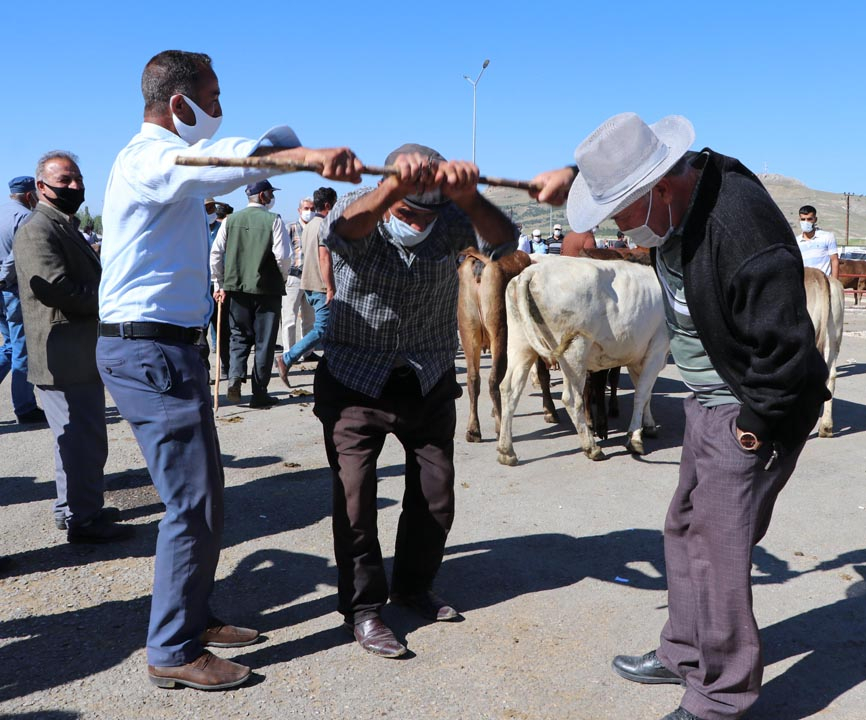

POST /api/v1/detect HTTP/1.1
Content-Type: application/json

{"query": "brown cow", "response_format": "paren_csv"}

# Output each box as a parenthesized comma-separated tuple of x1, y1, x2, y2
(803, 268, 844, 437)
(839, 259, 866, 304)
(457, 249, 557, 443)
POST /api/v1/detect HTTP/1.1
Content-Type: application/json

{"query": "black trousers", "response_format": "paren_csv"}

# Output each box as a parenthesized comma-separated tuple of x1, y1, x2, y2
(227, 291, 281, 399)
(314, 359, 460, 624)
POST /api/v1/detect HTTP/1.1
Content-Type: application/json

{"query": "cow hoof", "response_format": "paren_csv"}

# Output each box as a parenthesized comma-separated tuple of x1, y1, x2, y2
(586, 447, 606, 461)
(818, 425, 833, 438)
(466, 430, 482, 443)
(626, 437, 646, 455)
(543, 410, 559, 424)
(497, 451, 519, 467)
(642, 425, 659, 438)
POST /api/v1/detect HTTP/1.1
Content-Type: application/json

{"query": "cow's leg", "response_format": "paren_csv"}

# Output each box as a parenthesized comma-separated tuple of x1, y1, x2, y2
(486, 293, 509, 437)
(624, 346, 666, 455)
(457, 277, 484, 443)
(608, 366, 621, 418)
(819, 284, 843, 438)
(559, 341, 604, 461)
(585, 370, 609, 440)
(496, 349, 536, 466)
(536, 359, 558, 424)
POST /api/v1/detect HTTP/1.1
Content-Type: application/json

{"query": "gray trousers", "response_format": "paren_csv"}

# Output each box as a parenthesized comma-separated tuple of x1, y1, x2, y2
(657, 397, 808, 720)
(37, 382, 108, 528)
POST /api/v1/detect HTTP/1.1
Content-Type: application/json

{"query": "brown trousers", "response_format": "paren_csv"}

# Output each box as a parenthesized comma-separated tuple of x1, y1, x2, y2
(314, 360, 459, 624)
(657, 397, 810, 720)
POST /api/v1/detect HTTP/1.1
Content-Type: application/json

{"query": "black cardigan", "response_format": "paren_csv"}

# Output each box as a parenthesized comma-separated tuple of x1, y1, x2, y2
(654, 149, 829, 448)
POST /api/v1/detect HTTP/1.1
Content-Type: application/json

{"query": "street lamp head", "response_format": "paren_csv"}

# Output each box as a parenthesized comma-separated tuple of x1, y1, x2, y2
(482, 59, 490, 68)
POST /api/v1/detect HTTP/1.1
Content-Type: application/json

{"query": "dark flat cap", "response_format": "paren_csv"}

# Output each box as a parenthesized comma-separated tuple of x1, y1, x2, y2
(9, 176, 36, 193)
(245, 179, 280, 196)
(384, 143, 449, 210)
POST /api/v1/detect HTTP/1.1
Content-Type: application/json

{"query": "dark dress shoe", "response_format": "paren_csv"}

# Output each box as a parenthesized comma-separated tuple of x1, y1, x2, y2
(302, 352, 322, 363)
(661, 708, 704, 720)
(201, 620, 259, 648)
(226, 379, 242, 403)
(67, 517, 134, 544)
(390, 590, 459, 621)
(345, 617, 407, 658)
(16, 408, 47, 425)
(56, 506, 121, 531)
(612, 650, 684, 685)
(148, 650, 250, 690)
(249, 394, 279, 408)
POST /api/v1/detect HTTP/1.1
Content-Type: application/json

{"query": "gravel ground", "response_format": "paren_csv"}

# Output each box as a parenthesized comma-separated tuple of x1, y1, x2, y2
(1, 303, 865, 720)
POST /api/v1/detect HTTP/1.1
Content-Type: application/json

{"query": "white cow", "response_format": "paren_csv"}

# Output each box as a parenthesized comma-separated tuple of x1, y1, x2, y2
(803, 267, 844, 437)
(497, 257, 669, 464)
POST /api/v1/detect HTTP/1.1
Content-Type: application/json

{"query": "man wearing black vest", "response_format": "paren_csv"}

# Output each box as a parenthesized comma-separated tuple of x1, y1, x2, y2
(210, 179, 291, 407)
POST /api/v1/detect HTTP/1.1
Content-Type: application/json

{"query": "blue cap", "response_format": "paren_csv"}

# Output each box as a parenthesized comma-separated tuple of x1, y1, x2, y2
(245, 179, 279, 196)
(9, 176, 36, 194)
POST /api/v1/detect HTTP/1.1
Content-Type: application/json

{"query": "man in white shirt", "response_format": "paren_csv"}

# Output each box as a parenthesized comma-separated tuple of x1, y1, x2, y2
(796, 204, 839, 278)
(97, 49, 361, 692)
(210, 180, 291, 407)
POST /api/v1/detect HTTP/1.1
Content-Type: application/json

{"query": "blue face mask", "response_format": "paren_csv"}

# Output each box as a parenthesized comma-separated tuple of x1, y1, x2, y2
(384, 212, 437, 247)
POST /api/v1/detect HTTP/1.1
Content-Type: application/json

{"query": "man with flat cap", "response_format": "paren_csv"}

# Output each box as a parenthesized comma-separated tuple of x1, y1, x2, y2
(314, 143, 517, 658)
(211, 178, 291, 407)
(536, 114, 828, 720)
(0, 175, 45, 424)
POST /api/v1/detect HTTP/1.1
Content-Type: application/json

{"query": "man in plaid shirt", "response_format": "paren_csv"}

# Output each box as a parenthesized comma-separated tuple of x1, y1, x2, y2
(314, 143, 516, 658)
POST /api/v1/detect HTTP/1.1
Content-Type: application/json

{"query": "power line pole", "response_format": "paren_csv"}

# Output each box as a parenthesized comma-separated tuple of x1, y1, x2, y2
(845, 193, 850, 244)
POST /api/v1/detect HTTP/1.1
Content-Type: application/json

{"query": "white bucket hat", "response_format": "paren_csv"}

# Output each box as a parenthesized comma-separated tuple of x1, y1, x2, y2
(566, 112, 695, 232)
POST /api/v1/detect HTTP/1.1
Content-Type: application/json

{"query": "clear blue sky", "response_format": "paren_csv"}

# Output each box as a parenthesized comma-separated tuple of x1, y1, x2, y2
(3, 0, 864, 218)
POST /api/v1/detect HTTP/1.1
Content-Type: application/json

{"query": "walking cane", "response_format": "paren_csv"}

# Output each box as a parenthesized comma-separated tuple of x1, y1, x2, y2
(213, 295, 223, 413)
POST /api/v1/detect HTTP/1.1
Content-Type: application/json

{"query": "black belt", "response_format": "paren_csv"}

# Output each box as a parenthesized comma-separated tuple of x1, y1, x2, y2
(98, 322, 205, 344)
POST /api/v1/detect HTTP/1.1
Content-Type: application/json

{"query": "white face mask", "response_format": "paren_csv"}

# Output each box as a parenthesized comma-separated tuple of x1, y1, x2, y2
(300, 209, 315, 223)
(627, 191, 673, 248)
(384, 212, 437, 248)
(800, 220, 815, 233)
(206, 212, 217, 225)
(171, 94, 222, 145)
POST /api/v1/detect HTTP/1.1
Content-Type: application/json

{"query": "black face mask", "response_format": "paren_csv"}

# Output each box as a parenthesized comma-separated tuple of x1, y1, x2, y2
(41, 182, 85, 215)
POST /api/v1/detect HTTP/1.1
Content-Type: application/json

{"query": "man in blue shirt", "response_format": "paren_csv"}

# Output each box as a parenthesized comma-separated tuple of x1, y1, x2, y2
(98, 49, 362, 691)
(0, 176, 45, 425)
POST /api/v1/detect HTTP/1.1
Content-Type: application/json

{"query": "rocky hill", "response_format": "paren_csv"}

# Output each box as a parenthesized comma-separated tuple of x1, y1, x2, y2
(485, 174, 866, 244)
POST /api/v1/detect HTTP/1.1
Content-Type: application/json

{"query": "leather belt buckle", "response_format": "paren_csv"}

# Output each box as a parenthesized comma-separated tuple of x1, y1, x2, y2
(118, 321, 133, 339)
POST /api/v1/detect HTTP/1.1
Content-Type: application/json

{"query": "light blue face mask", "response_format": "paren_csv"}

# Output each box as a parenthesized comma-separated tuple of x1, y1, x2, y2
(384, 212, 437, 247)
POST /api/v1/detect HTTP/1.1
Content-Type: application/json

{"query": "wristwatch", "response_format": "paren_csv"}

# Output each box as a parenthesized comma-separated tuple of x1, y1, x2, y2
(738, 431, 759, 450)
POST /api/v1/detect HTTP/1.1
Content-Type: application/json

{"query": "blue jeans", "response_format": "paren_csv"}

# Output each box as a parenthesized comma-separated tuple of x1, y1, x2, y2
(0, 289, 37, 416)
(283, 290, 329, 366)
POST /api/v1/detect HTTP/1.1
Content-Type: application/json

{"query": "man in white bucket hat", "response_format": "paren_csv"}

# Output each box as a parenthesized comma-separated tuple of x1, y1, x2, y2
(537, 113, 829, 720)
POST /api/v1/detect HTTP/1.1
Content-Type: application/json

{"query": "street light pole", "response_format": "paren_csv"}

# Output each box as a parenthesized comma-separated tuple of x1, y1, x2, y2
(463, 59, 490, 164)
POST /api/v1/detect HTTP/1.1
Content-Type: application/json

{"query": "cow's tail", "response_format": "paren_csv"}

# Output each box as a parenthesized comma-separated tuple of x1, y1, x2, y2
(461, 247, 492, 265)
(513, 268, 569, 364)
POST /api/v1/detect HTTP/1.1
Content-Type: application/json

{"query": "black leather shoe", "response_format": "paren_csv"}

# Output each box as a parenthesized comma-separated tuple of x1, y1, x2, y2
(661, 708, 703, 720)
(249, 394, 279, 408)
(344, 617, 407, 658)
(56, 506, 121, 531)
(17, 408, 47, 425)
(390, 590, 459, 621)
(226, 379, 242, 403)
(67, 517, 134, 544)
(612, 650, 684, 685)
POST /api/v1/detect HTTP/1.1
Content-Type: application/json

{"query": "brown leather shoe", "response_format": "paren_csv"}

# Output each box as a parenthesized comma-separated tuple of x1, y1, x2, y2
(274, 355, 291, 388)
(148, 650, 250, 690)
(344, 617, 407, 658)
(201, 621, 259, 648)
(390, 590, 459, 621)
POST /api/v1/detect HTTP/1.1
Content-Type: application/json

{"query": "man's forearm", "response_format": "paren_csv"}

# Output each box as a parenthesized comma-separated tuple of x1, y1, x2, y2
(332, 178, 402, 240)
(318, 245, 335, 295)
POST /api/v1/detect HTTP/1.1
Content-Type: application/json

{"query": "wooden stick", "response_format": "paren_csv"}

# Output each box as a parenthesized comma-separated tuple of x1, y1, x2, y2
(174, 155, 538, 191)
(213, 297, 223, 414)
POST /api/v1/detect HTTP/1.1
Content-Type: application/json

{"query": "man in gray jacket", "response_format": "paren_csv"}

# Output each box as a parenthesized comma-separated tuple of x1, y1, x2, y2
(14, 151, 131, 543)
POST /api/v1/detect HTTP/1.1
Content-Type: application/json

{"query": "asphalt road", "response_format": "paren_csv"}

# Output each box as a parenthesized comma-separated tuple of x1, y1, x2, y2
(1, 302, 865, 719)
